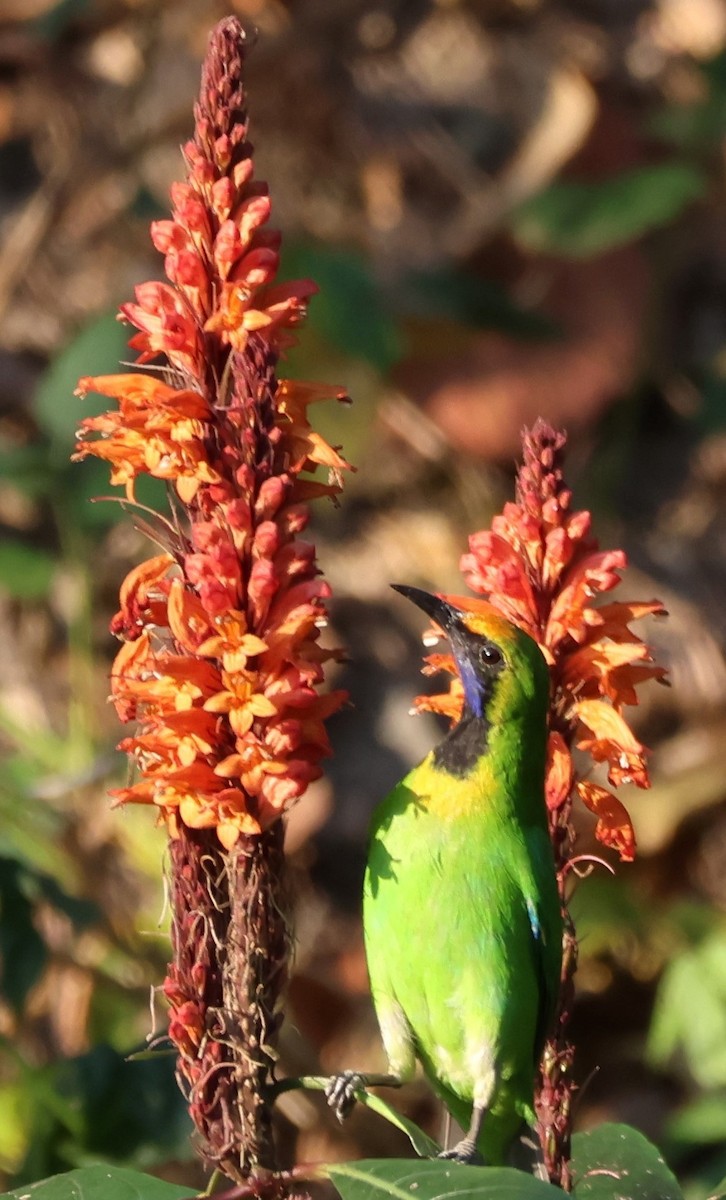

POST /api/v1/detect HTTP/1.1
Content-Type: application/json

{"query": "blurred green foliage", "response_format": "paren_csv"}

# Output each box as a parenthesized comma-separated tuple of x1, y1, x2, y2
(649, 52, 726, 150)
(0, 309, 190, 1183)
(511, 163, 706, 259)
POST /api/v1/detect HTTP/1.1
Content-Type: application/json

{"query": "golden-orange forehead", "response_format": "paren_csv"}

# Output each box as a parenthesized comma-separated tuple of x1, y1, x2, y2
(438, 592, 520, 648)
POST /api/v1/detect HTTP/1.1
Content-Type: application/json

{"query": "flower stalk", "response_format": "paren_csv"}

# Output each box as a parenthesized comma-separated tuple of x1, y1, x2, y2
(74, 18, 350, 1182)
(415, 420, 666, 1188)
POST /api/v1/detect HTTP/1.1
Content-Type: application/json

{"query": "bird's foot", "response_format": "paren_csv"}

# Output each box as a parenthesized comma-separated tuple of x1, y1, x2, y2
(325, 1071, 366, 1123)
(438, 1140, 484, 1166)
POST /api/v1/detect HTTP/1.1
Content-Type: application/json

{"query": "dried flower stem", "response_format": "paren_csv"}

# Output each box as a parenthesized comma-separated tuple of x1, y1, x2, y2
(165, 825, 289, 1176)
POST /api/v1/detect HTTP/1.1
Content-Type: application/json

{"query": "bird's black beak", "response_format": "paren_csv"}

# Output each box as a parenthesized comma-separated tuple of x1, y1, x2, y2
(391, 584, 460, 633)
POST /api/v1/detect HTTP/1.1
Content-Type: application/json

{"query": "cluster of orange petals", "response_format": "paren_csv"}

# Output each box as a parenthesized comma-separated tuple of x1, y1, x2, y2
(74, 22, 351, 849)
(416, 420, 666, 862)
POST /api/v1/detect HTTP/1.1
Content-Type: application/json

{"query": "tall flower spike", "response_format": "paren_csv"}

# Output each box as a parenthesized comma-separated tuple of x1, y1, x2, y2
(413, 419, 666, 1189)
(74, 18, 351, 1183)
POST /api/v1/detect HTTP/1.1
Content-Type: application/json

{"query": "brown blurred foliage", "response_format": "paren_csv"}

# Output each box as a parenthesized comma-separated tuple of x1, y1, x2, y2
(1, 0, 726, 1193)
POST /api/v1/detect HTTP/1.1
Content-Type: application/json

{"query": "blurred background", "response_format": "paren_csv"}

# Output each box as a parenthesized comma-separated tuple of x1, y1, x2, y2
(0, 0, 726, 1194)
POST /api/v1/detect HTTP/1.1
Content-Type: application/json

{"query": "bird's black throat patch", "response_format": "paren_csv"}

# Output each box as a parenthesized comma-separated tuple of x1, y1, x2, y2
(432, 711, 490, 777)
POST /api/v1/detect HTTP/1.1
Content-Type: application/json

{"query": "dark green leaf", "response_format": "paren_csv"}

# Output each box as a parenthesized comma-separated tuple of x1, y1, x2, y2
(57, 1044, 192, 1161)
(1, 1165, 195, 1200)
(649, 51, 726, 149)
(26, 0, 93, 42)
(281, 244, 402, 371)
(10, 1045, 193, 1185)
(30, 872, 98, 930)
(33, 312, 130, 452)
(0, 858, 98, 1012)
(710, 1175, 726, 1199)
(0, 443, 55, 500)
(696, 371, 726, 435)
(0, 859, 47, 1012)
(60, 460, 170, 533)
(397, 269, 557, 338)
(571, 1123, 683, 1199)
(0, 542, 56, 600)
(62, 459, 125, 530)
(569, 876, 648, 959)
(512, 165, 706, 259)
(648, 97, 726, 150)
(325, 1158, 561, 1200)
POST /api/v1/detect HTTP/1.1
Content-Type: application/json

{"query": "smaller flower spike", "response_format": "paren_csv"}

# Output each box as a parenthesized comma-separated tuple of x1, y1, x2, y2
(417, 419, 666, 864)
(411, 419, 666, 1189)
(74, 17, 351, 1182)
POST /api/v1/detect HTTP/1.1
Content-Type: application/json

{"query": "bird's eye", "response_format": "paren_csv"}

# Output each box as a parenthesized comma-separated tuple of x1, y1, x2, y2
(479, 644, 503, 667)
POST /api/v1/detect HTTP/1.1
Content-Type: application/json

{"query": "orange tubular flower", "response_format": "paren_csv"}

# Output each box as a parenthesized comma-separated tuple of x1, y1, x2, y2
(412, 420, 666, 1188)
(74, 19, 350, 1183)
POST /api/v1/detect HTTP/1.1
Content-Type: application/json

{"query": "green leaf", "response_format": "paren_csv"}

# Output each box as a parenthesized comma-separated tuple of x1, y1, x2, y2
(0, 541, 56, 600)
(0, 859, 47, 1012)
(649, 51, 726, 150)
(33, 312, 130, 454)
(281, 244, 402, 371)
(0, 858, 98, 1013)
(571, 1123, 683, 1199)
(0, 1165, 195, 1200)
(271, 1075, 440, 1158)
(710, 1176, 726, 1199)
(397, 269, 557, 338)
(649, 96, 726, 150)
(647, 926, 726, 1088)
(666, 1092, 726, 1147)
(325, 1158, 560, 1200)
(26, 0, 93, 42)
(61, 461, 170, 533)
(55, 1044, 192, 1162)
(512, 164, 706, 259)
(29, 870, 98, 931)
(0, 443, 55, 500)
(362, 1094, 441, 1158)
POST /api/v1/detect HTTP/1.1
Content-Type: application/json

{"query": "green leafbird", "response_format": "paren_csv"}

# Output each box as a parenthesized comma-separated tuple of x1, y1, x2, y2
(326, 585, 563, 1165)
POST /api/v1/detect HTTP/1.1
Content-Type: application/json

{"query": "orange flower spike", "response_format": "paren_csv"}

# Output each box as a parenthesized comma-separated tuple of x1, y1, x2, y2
(75, 19, 351, 1180)
(439, 420, 666, 861)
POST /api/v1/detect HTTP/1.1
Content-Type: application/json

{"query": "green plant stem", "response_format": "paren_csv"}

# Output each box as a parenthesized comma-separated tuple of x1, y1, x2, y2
(269, 1076, 440, 1158)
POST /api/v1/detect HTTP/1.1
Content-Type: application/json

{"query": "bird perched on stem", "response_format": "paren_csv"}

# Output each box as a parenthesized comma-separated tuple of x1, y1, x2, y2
(326, 585, 563, 1165)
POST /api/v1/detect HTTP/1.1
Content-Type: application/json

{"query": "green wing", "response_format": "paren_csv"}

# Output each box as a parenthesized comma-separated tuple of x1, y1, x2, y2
(523, 825, 563, 1059)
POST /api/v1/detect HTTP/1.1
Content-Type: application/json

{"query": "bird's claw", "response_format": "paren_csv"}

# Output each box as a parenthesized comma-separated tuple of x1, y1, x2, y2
(438, 1141, 484, 1166)
(325, 1070, 365, 1123)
